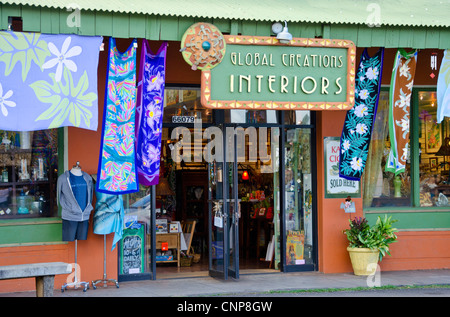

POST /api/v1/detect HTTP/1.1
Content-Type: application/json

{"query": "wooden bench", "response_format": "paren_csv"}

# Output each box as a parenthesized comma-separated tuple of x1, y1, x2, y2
(0, 262, 71, 297)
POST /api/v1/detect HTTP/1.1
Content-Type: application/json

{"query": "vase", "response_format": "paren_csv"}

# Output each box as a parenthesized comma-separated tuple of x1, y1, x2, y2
(347, 247, 379, 276)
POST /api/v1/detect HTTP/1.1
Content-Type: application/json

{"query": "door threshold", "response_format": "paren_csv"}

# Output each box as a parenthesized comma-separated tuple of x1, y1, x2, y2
(156, 268, 280, 280)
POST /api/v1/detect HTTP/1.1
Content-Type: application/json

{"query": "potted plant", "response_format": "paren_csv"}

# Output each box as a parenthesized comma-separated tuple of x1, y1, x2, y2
(343, 215, 398, 275)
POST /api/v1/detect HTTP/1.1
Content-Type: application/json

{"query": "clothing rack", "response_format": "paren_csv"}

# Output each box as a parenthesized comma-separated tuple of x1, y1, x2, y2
(92, 234, 119, 289)
(61, 239, 89, 292)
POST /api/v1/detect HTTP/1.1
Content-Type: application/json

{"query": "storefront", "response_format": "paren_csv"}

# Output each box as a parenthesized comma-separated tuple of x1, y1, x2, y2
(0, 1, 449, 293)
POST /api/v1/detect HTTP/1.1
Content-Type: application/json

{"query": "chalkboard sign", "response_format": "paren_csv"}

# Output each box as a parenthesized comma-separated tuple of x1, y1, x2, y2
(119, 225, 145, 275)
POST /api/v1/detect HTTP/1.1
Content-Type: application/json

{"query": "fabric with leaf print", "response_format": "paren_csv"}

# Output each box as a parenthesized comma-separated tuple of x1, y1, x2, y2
(97, 38, 139, 194)
(136, 40, 167, 186)
(0, 31, 102, 131)
(339, 48, 384, 181)
(386, 49, 417, 175)
(437, 50, 450, 124)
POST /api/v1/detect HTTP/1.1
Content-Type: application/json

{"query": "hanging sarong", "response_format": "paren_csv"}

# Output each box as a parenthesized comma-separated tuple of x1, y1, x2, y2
(93, 190, 124, 251)
(97, 38, 139, 194)
(0, 31, 102, 131)
(437, 50, 450, 124)
(135, 40, 168, 186)
(339, 48, 384, 181)
(385, 49, 418, 175)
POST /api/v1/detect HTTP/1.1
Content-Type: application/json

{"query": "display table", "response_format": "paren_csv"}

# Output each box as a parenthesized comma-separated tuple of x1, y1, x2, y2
(154, 233, 181, 267)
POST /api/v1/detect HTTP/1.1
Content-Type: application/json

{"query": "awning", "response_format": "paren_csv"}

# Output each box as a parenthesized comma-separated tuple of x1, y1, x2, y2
(1, 0, 449, 48)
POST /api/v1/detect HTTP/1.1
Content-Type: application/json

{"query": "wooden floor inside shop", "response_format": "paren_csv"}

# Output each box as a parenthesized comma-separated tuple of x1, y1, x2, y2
(155, 257, 278, 279)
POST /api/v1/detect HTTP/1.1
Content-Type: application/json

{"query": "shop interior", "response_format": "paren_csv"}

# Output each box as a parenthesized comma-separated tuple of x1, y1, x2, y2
(152, 89, 278, 277)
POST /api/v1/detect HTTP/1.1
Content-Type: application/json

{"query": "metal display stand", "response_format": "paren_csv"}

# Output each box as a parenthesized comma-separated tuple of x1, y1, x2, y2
(92, 234, 119, 289)
(61, 240, 89, 292)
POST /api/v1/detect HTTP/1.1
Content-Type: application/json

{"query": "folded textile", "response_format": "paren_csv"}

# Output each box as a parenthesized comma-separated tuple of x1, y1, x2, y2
(0, 31, 102, 131)
(339, 48, 384, 181)
(97, 38, 139, 194)
(386, 49, 418, 175)
(136, 40, 168, 186)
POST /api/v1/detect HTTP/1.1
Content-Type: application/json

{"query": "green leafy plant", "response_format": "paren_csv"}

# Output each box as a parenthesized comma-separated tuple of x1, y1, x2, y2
(343, 215, 398, 261)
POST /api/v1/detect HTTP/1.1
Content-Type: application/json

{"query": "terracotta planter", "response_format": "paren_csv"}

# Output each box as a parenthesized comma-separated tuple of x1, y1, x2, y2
(347, 247, 379, 276)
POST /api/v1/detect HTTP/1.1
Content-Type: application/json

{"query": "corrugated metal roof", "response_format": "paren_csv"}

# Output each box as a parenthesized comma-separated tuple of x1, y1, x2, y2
(3, 0, 450, 27)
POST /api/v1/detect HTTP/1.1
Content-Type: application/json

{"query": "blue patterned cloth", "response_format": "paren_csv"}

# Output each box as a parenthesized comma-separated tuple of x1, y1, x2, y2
(0, 31, 102, 131)
(136, 40, 167, 186)
(339, 48, 384, 181)
(93, 190, 124, 251)
(97, 38, 139, 194)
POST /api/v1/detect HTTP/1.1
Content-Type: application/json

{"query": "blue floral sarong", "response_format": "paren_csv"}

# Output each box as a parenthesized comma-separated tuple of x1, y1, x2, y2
(0, 31, 102, 131)
(97, 38, 139, 194)
(339, 48, 384, 181)
(135, 40, 167, 186)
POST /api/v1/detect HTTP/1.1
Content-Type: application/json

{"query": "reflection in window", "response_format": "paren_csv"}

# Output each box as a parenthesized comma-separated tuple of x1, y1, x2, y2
(225, 110, 278, 124)
(363, 91, 411, 208)
(364, 90, 450, 208)
(418, 91, 450, 207)
(163, 88, 212, 123)
(0, 129, 59, 219)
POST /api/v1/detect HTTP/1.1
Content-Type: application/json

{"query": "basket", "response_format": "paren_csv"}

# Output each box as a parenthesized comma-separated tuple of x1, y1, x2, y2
(180, 255, 193, 267)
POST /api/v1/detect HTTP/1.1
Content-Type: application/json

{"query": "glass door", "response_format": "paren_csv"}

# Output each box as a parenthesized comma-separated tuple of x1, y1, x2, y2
(207, 126, 239, 279)
(283, 128, 316, 271)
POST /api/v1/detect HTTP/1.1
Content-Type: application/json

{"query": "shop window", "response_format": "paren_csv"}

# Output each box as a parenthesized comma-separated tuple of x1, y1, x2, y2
(120, 185, 152, 276)
(163, 88, 212, 124)
(0, 129, 59, 219)
(225, 110, 279, 124)
(418, 91, 450, 207)
(363, 89, 450, 208)
(284, 110, 311, 125)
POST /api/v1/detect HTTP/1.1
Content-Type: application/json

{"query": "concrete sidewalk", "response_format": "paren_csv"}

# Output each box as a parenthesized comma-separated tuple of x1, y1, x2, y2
(1, 269, 449, 297)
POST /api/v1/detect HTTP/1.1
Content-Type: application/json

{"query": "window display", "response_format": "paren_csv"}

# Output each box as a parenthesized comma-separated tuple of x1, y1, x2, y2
(283, 128, 314, 266)
(363, 90, 450, 208)
(0, 129, 59, 219)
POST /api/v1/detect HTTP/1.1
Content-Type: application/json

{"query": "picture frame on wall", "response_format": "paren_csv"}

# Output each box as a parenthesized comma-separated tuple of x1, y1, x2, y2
(429, 158, 438, 172)
(425, 115, 442, 153)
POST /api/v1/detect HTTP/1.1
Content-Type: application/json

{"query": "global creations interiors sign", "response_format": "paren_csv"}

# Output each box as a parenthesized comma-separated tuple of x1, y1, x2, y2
(201, 35, 356, 110)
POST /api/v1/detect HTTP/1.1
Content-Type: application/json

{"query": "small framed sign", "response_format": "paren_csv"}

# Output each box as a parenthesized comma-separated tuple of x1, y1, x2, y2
(324, 137, 361, 198)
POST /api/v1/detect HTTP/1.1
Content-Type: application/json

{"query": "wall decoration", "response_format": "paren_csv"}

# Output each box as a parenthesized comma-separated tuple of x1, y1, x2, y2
(97, 38, 138, 194)
(429, 158, 438, 171)
(386, 49, 418, 175)
(180, 22, 226, 71)
(339, 48, 384, 181)
(425, 115, 442, 153)
(135, 40, 168, 186)
(0, 31, 102, 131)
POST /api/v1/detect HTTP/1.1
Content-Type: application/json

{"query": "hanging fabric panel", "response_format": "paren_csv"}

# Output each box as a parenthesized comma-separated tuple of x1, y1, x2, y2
(386, 49, 418, 175)
(97, 38, 139, 194)
(437, 49, 450, 124)
(0, 31, 102, 131)
(93, 190, 124, 251)
(339, 48, 384, 181)
(135, 40, 168, 186)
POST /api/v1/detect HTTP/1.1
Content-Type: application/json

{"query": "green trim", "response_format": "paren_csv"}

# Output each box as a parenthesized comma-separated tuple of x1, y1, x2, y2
(365, 211, 450, 230)
(0, 221, 62, 244)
